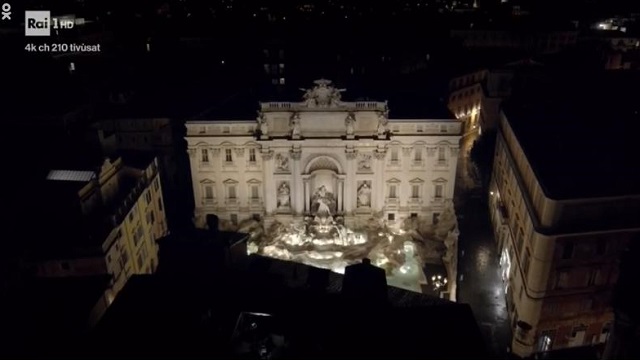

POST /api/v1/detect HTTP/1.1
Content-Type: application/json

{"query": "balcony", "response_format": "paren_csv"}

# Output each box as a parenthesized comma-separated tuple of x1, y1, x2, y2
(202, 198, 216, 206)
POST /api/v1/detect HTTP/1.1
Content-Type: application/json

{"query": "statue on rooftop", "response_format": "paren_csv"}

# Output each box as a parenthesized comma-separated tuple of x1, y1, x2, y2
(256, 111, 268, 136)
(299, 79, 346, 108)
(345, 112, 356, 135)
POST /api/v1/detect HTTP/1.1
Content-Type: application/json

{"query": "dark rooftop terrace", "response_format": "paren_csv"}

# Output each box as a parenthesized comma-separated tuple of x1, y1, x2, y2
(502, 70, 640, 200)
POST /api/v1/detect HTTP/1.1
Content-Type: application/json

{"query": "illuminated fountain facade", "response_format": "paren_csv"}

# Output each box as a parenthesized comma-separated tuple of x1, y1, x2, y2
(186, 79, 462, 295)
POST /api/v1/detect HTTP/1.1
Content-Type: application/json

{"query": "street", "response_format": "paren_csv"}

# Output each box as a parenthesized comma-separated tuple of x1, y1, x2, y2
(455, 164, 512, 359)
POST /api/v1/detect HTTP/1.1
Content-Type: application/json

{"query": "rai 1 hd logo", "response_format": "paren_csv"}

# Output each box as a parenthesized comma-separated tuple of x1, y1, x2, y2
(25, 11, 50, 36)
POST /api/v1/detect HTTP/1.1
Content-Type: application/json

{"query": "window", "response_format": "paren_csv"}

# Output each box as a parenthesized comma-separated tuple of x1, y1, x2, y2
(150, 211, 155, 224)
(519, 285, 524, 300)
(411, 185, 420, 199)
(158, 198, 163, 211)
(554, 270, 570, 289)
(588, 268, 602, 286)
(523, 250, 531, 275)
(516, 227, 524, 254)
(223, 126, 230, 134)
(201, 148, 209, 163)
(145, 191, 152, 205)
(251, 185, 259, 199)
(230, 214, 238, 225)
(391, 149, 399, 162)
(435, 184, 444, 198)
(388, 213, 395, 221)
(128, 210, 135, 222)
(440, 125, 447, 133)
(120, 247, 129, 267)
(225, 149, 233, 162)
(249, 148, 257, 163)
(438, 146, 446, 162)
(414, 149, 422, 161)
(228, 185, 237, 199)
(154, 178, 159, 191)
(279, 77, 285, 85)
(204, 185, 214, 199)
(411, 213, 418, 218)
(417, 125, 424, 133)
(433, 213, 440, 224)
(562, 241, 574, 259)
(389, 185, 397, 199)
(137, 253, 144, 269)
(252, 214, 261, 221)
(134, 226, 144, 247)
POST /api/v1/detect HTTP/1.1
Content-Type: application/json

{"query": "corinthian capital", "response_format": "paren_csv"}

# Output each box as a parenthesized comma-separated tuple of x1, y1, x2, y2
(373, 150, 386, 160)
(261, 150, 274, 160)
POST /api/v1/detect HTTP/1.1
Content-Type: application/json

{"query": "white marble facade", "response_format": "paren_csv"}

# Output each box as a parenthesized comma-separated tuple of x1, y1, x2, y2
(186, 79, 462, 228)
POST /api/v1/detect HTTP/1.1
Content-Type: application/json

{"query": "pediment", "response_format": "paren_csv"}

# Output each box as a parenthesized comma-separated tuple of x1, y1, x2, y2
(200, 178, 215, 184)
(409, 178, 425, 184)
(386, 178, 402, 184)
(247, 178, 262, 184)
(433, 177, 447, 183)
(223, 178, 239, 184)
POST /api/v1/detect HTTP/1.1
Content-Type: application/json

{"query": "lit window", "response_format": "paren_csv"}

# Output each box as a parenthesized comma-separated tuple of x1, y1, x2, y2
(279, 77, 285, 85)
(438, 146, 446, 162)
(414, 149, 422, 161)
(225, 149, 233, 162)
(204, 185, 214, 199)
(249, 148, 257, 162)
(389, 185, 397, 199)
(201, 148, 209, 163)
(411, 185, 420, 198)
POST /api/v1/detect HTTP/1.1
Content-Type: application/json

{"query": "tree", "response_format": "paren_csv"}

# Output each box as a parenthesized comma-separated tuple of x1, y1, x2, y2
(469, 129, 497, 189)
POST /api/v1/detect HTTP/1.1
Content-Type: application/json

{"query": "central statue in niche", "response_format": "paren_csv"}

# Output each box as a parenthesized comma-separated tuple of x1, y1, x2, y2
(311, 185, 336, 224)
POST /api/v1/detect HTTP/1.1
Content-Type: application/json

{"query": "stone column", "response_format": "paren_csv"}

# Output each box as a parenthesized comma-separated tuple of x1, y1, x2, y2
(261, 149, 275, 215)
(290, 147, 302, 216)
(187, 147, 199, 221)
(303, 178, 310, 213)
(337, 178, 344, 213)
(345, 148, 357, 214)
(211, 147, 221, 205)
(373, 148, 386, 211)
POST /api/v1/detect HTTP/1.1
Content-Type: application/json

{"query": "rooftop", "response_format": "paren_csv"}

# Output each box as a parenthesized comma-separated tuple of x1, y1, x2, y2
(33, 153, 157, 260)
(502, 70, 640, 200)
(89, 256, 486, 359)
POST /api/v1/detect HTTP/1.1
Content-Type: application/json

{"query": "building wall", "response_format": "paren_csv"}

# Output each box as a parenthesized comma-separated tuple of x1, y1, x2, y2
(36, 158, 167, 298)
(489, 117, 638, 357)
(186, 108, 460, 229)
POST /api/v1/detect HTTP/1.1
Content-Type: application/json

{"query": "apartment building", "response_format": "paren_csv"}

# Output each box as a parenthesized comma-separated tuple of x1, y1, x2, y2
(34, 153, 168, 304)
(488, 73, 639, 357)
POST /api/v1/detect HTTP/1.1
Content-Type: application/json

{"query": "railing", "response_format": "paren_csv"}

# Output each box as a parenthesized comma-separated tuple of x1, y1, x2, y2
(259, 101, 387, 111)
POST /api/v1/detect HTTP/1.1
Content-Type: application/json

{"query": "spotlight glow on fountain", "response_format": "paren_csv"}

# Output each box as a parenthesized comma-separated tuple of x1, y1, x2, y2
(249, 199, 434, 293)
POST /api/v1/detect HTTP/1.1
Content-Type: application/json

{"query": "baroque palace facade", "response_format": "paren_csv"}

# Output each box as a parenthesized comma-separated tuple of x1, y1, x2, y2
(186, 80, 461, 229)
